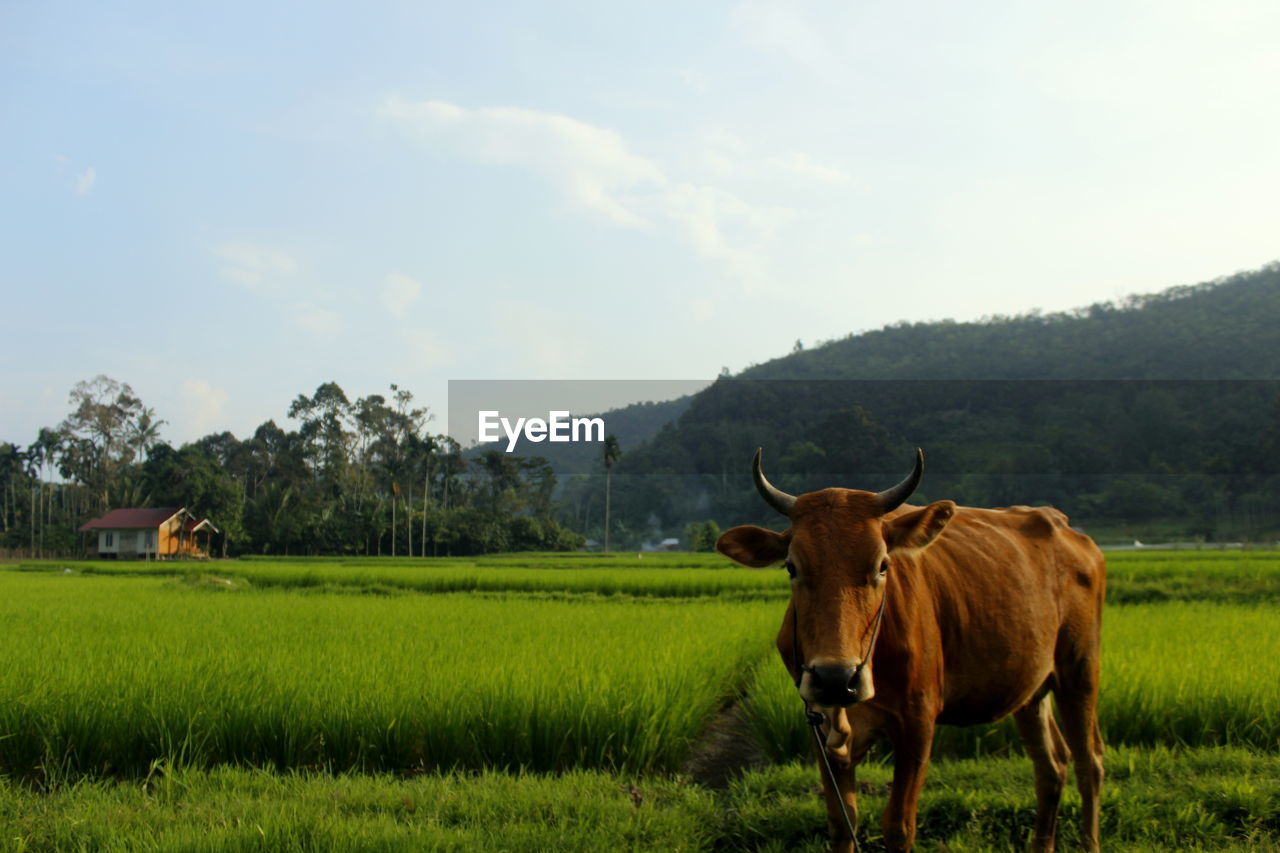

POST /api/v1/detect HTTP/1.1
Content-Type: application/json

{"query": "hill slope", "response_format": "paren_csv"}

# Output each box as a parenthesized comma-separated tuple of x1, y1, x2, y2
(744, 263, 1280, 380)
(559, 262, 1280, 544)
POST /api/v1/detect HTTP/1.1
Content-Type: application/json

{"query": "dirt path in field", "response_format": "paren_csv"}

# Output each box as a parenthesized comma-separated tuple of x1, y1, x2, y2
(681, 700, 770, 788)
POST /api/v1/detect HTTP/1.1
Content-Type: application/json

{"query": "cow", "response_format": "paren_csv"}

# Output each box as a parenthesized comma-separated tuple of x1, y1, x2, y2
(716, 449, 1105, 853)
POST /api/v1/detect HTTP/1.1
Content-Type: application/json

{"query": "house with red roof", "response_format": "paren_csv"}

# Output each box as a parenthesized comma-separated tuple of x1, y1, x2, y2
(78, 507, 219, 559)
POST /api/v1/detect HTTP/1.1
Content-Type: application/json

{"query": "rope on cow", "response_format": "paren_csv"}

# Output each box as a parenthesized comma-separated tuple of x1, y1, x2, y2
(790, 579, 890, 852)
(806, 702, 859, 850)
(792, 600, 871, 852)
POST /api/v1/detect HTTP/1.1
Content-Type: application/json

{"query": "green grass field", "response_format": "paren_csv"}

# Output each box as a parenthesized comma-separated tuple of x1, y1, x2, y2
(21, 548, 1280, 602)
(3, 747, 1277, 852)
(15, 554, 791, 599)
(3, 551, 1278, 850)
(0, 574, 779, 779)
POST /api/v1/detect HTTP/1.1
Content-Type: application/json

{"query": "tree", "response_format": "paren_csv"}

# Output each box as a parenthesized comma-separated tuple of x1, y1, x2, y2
(684, 519, 721, 552)
(244, 482, 296, 555)
(26, 428, 63, 557)
(602, 434, 621, 552)
(58, 375, 146, 510)
(131, 407, 166, 461)
(0, 443, 26, 539)
(288, 381, 355, 494)
(141, 443, 245, 556)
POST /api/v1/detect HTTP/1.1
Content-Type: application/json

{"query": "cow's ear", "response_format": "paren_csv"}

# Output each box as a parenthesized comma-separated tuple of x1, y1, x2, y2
(716, 525, 789, 568)
(886, 500, 956, 553)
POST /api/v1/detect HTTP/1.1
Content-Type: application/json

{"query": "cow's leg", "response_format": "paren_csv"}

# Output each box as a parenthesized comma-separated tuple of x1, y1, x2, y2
(818, 715, 879, 853)
(1014, 693, 1070, 852)
(816, 742, 859, 853)
(1055, 661, 1105, 852)
(880, 718, 934, 853)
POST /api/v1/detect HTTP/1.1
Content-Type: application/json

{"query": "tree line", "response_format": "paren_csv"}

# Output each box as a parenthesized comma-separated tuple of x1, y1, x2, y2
(1, 376, 584, 557)
(8, 262, 1279, 555)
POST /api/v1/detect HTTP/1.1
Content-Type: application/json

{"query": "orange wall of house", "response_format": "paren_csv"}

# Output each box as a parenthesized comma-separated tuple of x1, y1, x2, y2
(157, 517, 205, 555)
(159, 518, 185, 555)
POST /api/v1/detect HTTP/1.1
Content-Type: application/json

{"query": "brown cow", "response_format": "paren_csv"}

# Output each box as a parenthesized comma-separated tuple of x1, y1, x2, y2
(716, 449, 1105, 853)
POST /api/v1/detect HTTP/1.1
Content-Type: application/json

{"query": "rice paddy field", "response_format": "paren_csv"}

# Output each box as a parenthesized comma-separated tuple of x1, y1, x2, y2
(3, 550, 1279, 851)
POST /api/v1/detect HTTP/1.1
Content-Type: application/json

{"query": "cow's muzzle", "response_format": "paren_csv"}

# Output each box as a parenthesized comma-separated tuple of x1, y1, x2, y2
(802, 662, 864, 708)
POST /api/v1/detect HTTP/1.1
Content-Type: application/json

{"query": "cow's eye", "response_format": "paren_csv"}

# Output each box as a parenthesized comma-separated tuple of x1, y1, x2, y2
(784, 561, 797, 580)
(879, 558, 890, 576)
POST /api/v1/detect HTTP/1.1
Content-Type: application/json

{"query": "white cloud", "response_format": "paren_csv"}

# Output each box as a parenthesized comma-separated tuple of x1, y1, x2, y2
(769, 152, 850, 185)
(291, 301, 342, 337)
(179, 379, 229, 436)
(660, 182, 792, 280)
(379, 96, 661, 226)
(214, 242, 297, 287)
(380, 272, 422, 316)
(75, 167, 96, 195)
(379, 96, 792, 281)
(695, 131, 850, 187)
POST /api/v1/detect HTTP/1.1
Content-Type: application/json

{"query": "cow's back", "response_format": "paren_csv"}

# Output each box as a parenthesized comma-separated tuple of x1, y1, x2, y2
(885, 503, 1105, 725)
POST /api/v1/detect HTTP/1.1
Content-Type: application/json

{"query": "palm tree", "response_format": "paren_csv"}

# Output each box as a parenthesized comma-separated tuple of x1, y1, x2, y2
(250, 482, 294, 555)
(32, 428, 63, 557)
(132, 407, 166, 462)
(0, 443, 24, 536)
(602, 434, 621, 553)
(22, 442, 41, 557)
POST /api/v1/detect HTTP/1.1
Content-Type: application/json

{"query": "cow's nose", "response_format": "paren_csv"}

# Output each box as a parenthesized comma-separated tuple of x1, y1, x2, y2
(809, 663, 860, 707)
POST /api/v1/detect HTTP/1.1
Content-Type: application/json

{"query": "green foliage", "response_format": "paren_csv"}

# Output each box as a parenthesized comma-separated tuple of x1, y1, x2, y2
(20, 548, 1280, 603)
(18, 556, 788, 598)
(2, 747, 1277, 852)
(3, 550, 1280, 851)
(140, 443, 245, 551)
(1105, 550, 1280, 604)
(56, 375, 146, 508)
(0, 572, 778, 779)
(683, 520, 721, 552)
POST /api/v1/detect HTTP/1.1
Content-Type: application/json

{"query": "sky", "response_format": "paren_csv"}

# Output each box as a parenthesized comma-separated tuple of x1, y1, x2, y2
(2, 0, 1278, 447)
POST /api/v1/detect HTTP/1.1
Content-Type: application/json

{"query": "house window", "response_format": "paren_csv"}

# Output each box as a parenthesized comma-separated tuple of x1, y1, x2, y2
(144, 531, 153, 551)
(105, 532, 114, 547)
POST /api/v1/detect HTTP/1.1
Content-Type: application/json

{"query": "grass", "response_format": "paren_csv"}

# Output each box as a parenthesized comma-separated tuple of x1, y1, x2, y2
(15, 557, 791, 600)
(1104, 550, 1280, 604)
(3, 572, 1276, 788)
(18, 549, 1280, 604)
(1, 746, 1276, 852)
(3, 550, 1279, 851)
(0, 573, 778, 780)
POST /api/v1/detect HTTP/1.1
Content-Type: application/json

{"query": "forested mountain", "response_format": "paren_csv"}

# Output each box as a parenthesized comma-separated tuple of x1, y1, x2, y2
(557, 263, 1280, 544)
(745, 263, 1280, 380)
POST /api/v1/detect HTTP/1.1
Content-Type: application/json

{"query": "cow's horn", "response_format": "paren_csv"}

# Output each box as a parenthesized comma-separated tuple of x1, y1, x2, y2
(753, 448, 796, 517)
(875, 448, 924, 513)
